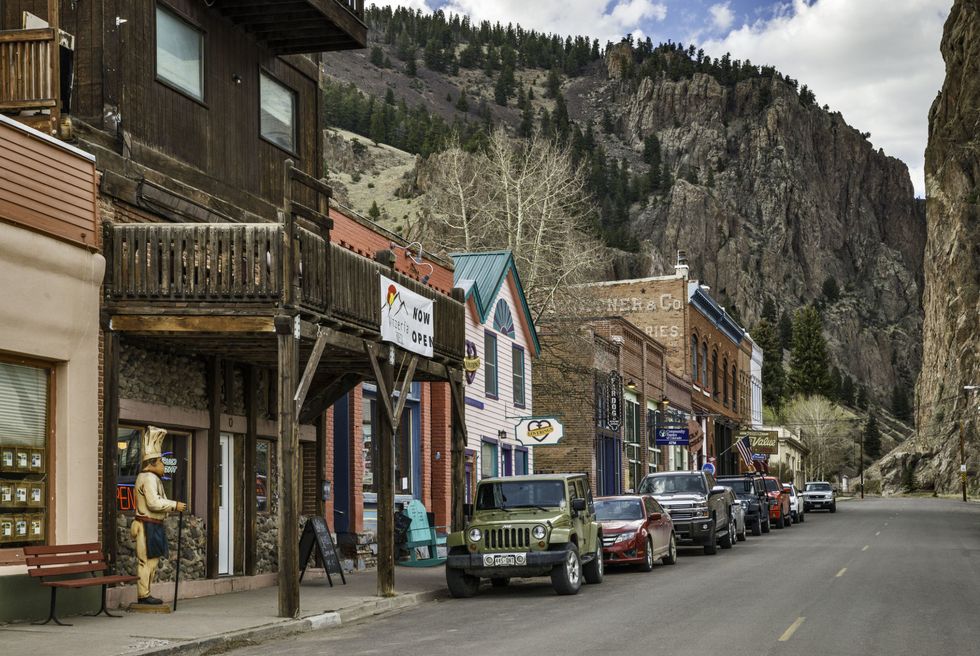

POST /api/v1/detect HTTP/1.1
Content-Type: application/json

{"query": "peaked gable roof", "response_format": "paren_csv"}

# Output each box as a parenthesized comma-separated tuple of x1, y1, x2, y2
(450, 250, 541, 356)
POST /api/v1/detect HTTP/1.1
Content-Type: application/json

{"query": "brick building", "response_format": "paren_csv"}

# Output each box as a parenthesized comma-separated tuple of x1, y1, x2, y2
(532, 317, 668, 495)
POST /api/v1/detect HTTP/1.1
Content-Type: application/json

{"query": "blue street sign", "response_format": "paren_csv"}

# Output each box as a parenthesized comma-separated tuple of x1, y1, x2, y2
(702, 462, 716, 475)
(751, 454, 768, 461)
(655, 427, 689, 446)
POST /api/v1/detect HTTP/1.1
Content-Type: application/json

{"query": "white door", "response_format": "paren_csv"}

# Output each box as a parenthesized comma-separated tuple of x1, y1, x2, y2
(218, 433, 235, 575)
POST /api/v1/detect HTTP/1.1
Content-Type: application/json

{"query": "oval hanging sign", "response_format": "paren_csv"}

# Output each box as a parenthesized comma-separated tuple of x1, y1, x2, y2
(515, 417, 565, 446)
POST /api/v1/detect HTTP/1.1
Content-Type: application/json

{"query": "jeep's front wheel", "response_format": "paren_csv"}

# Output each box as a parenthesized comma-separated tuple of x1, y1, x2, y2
(551, 544, 582, 595)
(583, 540, 604, 584)
(446, 567, 480, 598)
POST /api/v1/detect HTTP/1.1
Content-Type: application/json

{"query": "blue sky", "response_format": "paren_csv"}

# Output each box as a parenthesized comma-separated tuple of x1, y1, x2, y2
(384, 1, 953, 196)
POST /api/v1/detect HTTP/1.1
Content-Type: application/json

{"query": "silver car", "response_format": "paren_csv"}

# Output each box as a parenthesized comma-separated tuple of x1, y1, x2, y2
(803, 481, 837, 513)
(714, 486, 747, 542)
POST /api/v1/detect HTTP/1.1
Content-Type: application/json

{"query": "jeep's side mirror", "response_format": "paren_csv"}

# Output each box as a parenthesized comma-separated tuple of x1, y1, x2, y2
(571, 498, 587, 512)
(648, 512, 662, 521)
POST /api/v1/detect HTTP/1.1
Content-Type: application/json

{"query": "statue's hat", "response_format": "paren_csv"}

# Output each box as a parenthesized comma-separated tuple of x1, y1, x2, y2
(142, 426, 167, 462)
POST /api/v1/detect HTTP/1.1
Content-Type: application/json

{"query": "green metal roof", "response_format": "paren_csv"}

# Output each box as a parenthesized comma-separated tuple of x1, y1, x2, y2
(450, 250, 541, 356)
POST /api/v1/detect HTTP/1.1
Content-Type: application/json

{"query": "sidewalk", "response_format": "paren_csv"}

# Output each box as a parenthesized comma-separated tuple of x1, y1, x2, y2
(0, 567, 448, 656)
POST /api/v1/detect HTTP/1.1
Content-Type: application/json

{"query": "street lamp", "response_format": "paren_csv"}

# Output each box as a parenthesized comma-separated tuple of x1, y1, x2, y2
(961, 385, 979, 502)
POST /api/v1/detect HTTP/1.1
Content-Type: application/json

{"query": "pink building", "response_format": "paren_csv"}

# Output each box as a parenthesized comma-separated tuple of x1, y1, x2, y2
(452, 252, 541, 500)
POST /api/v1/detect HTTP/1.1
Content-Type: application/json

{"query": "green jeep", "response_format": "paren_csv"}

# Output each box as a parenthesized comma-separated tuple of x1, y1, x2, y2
(445, 474, 604, 597)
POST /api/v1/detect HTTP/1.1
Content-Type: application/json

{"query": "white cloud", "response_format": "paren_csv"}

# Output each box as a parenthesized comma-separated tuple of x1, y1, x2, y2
(709, 2, 734, 32)
(426, 1, 668, 46)
(382, 0, 434, 11)
(702, 0, 951, 197)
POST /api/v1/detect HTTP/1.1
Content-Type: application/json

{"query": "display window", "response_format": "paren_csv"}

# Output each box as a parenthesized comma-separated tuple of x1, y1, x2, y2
(115, 426, 192, 512)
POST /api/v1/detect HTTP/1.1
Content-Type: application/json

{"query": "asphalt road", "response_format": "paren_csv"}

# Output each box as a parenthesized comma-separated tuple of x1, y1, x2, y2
(229, 497, 980, 656)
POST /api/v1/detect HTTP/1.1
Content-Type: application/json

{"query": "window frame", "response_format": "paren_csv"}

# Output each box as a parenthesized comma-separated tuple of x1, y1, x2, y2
(512, 344, 526, 408)
(484, 331, 499, 399)
(712, 349, 719, 400)
(259, 69, 299, 156)
(256, 438, 274, 514)
(480, 438, 499, 478)
(690, 334, 699, 384)
(154, 2, 206, 105)
(515, 446, 529, 475)
(701, 342, 708, 388)
(723, 356, 729, 406)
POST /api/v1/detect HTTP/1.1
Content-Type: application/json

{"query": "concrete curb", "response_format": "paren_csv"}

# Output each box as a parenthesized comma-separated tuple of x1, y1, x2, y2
(131, 589, 447, 656)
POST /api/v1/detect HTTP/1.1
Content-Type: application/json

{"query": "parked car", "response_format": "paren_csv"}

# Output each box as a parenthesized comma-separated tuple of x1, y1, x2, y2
(637, 471, 736, 555)
(783, 483, 805, 523)
(594, 495, 677, 571)
(716, 474, 771, 535)
(763, 476, 792, 528)
(445, 474, 604, 597)
(803, 481, 837, 513)
(715, 486, 747, 542)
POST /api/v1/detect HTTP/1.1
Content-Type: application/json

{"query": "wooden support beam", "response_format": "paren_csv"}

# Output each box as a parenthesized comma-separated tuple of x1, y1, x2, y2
(277, 319, 301, 618)
(102, 331, 120, 567)
(109, 315, 277, 334)
(315, 415, 326, 520)
(244, 365, 258, 576)
(294, 328, 328, 410)
(374, 343, 396, 597)
(206, 357, 222, 579)
(299, 373, 364, 424)
(448, 369, 469, 532)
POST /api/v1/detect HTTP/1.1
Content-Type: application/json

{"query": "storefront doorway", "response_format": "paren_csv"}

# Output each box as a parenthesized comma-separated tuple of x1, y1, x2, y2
(218, 433, 235, 575)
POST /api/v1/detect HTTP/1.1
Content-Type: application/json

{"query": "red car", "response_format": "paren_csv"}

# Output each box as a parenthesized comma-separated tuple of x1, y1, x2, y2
(763, 476, 792, 529)
(594, 495, 677, 572)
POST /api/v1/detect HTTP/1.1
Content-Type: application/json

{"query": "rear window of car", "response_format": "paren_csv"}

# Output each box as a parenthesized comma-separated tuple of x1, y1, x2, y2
(765, 479, 782, 492)
(806, 483, 832, 492)
(717, 479, 752, 493)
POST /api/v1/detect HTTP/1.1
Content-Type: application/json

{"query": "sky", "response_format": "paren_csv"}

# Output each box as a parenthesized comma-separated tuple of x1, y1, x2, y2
(381, 0, 953, 197)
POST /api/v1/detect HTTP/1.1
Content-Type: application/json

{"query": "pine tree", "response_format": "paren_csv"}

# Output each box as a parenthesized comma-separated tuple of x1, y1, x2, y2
(829, 366, 842, 400)
(779, 310, 794, 351)
(863, 413, 882, 459)
(385, 88, 396, 105)
(405, 57, 417, 77)
(856, 385, 869, 410)
(754, 319, 785, 409)
(545, 67, 561, 98)
(368, 200, 381, 219)
(762, 299, 777, 322)
(455, 91, 469, 113)
(822, 276, 840, 303)
(494, 74, 508, 106)
(370, 46, 384, 67)
(788, 306, 832, 397)
(840, 375, 855, 406)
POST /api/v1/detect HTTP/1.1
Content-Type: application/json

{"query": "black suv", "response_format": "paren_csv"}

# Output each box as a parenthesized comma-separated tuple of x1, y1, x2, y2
(716, 474, 771, 536)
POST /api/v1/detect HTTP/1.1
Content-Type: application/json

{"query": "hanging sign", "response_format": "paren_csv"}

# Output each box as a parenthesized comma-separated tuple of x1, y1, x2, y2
(380, 275, 434, 357)
(515, 417, 565, 446)
(655, 427, 690, 446)
(607, 371, 623, 431)
(737, 430, 779, 455)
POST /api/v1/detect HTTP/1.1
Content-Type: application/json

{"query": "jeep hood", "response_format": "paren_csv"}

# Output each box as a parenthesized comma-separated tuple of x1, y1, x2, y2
(471, 510, 568, 526)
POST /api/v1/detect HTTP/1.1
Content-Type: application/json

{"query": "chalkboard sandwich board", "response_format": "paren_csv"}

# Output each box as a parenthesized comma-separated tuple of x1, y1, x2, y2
(299, 516, 346, 586)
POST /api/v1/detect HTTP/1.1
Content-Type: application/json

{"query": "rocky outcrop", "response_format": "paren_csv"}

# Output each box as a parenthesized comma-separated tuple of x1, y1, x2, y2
(913, 0, 980, 495)
(585, 69, 925, 402)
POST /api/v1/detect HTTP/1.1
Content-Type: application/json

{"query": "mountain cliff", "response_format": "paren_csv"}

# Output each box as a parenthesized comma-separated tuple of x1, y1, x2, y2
(896, 0, 980, 495)
(320, 8, 926, 407)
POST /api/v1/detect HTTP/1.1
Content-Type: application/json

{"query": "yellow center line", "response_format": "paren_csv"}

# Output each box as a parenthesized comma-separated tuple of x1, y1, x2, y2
(875, 531, 881, 536)
(862, 545, 870, 551)
(779, 617, 806, 642)
(884, 522, 889, 526)
(835, 567, 847, 578)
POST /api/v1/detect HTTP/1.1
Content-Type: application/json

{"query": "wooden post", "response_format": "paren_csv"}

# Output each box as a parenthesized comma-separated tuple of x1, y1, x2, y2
(448, 370, 468, 532)
(276, 316, 300, 618)
(102, 328, 120, 567)
(48, 0, 60, 136)
(244, 365, 258, 576)
(376, 343, 396, 597)
(206, 357, 221, 579)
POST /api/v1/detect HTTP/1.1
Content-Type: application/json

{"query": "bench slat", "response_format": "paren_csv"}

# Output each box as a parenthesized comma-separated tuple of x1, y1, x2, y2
(23, 542, 102, 556)
(44, 574, 138, 589)
(26, 552, 104, 567)
(28, 562, 106, 578)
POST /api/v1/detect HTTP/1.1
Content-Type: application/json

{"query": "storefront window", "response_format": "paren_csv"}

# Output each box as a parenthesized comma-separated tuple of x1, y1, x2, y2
(363, 385, 419, 496)
(624, 393, 641, 492)
(116, 426, 191, 512)
(256, 439, 272, 512)
(481, 440, 498, 478)
(0, 360, 51, 546)
(362, 396, 376, 494)
(515, 448, 529, 475)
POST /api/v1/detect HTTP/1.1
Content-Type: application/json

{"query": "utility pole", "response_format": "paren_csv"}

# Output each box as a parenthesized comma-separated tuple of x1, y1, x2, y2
(961, 385, 978, 502)
(859, 426, 864, 500)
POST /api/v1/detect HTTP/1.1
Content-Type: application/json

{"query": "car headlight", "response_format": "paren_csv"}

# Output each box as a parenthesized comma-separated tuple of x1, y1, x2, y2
(531, 525, 547, 540)
(740, 500, 749, 508)
(468, 527, 482, 542)
(614, 533, 634, 544)
(692, 505, 710, 519)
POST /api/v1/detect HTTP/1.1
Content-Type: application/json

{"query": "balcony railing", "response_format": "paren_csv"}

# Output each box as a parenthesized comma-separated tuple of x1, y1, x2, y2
(104, 222, 464, 362)
(0, 28, 59, 132)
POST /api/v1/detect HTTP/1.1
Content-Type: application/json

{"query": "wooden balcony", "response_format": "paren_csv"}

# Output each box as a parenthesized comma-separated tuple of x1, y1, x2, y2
(102, 221, 464, 365)
(210, 0, 367, 54)
(0, 28, 59, 134)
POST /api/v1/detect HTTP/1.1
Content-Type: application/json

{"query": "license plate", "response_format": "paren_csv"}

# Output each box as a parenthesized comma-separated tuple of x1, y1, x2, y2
(482, 553, 526, 567)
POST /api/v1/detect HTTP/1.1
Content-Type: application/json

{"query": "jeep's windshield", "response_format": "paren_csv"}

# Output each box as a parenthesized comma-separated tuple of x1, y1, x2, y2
(638, 475, 706, 496)
(594, 499, 645, 521)
(475, 481, 565, 511)
(717, 479, 753, 495)
(806, 483, 832, 492)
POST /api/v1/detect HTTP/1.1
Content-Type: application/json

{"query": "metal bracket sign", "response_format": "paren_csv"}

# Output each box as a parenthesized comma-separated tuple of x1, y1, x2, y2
(607, 371, 622, 431)
(515, 417, 565, 446)
(737, 430, 779, 455)
(655, 427, 690, 446)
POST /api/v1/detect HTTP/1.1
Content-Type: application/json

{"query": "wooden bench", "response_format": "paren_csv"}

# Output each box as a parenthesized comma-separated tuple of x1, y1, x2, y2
(24, 542, 138, 626)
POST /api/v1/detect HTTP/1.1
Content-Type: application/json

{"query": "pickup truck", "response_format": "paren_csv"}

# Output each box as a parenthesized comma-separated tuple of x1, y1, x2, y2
(717, 473, 771, 535)
(637, 471, 736, 555)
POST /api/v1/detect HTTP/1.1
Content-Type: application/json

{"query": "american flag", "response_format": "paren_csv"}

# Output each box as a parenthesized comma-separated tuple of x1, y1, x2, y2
(735, 436, 754, 469)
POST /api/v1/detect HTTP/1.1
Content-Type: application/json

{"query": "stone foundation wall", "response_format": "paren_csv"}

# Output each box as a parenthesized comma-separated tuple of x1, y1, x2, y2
(120, 344, 208, 411)
(115, 513, 207, 582)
